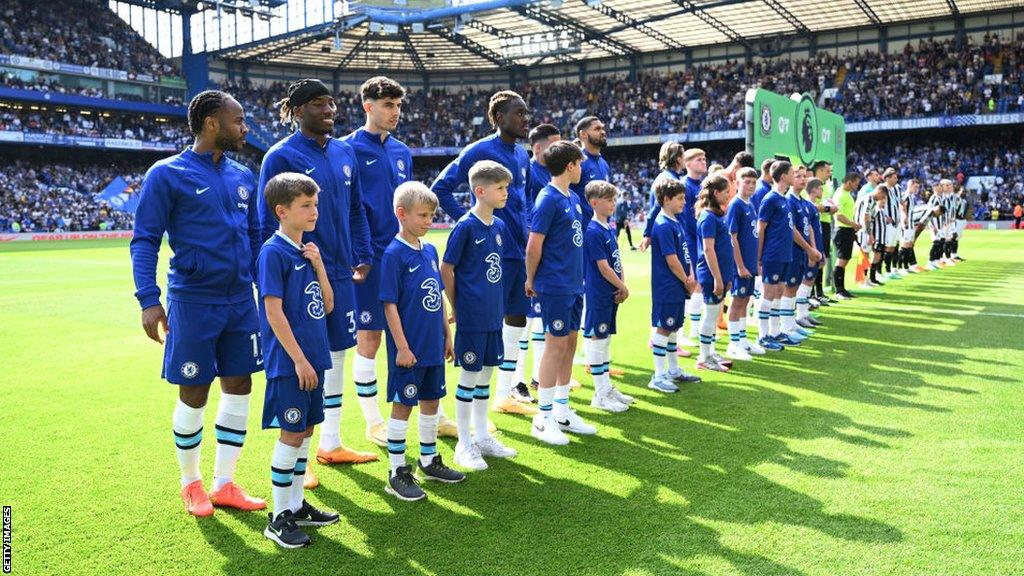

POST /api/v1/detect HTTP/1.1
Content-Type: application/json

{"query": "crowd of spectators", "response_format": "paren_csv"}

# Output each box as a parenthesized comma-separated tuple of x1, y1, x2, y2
(225, 33, 1024, 147)
(0, 104, 190, 146)
(0, 160, 143, 233)
(0, 0, 178, 78)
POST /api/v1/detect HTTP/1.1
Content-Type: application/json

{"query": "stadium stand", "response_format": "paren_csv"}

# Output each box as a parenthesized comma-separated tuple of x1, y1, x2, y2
(0, 0, 179, 78)
(0, 103, 189, 145)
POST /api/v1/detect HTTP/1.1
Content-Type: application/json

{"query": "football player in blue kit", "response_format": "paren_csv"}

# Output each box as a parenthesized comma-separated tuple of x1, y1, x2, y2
(694, 175, 736, 372)
(130, 90, 266, 517)
(257, 173, 341, 548)
(648, 178, 703, 392)
(724, 167, 766, 360)
(441, 160, 521, 471)
(525, 141, 597, 445)
(380, 182, 464, 502)
(342, 76, 414, 448)
(518, 123, 562, 407)
(582, 180, 634, 413)
(258, 79, 378, 488)
(432, 91, 533, 419)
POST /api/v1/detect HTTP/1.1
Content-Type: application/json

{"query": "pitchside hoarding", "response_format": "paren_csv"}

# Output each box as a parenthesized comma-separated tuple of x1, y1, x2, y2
(745, 88, 846, 179)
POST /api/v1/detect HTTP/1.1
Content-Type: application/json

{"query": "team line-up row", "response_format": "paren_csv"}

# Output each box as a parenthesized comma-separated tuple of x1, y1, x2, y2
(128, 78, 967, 549)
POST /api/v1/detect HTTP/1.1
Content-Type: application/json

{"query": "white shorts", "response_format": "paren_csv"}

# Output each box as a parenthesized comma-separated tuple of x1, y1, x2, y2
(900, 227, 915, 244)
(955, 219, 967, 236)
(884, 224, 899, 248)
(857, 231, 874, 253)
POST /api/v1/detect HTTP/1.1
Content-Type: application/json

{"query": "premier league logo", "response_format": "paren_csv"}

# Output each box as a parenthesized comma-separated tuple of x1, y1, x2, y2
(180, 361, 199, 379)
(237, 186, 250, 201)
(284, 408, 302, 424)
(495, 234, 502, 246)
(397, 159, 405, 171)
(463, 351, 477, 365)
(576, 204, 582, 213)
(403, 383, 418, 399)
(432, 260, 438, 272)
(343, 164, 352, 178)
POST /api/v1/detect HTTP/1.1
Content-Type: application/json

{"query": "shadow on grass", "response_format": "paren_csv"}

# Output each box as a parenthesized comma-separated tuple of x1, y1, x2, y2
(189, 250, 1021, 575)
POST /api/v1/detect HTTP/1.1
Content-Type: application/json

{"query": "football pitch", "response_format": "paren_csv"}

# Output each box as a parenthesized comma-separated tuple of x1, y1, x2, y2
(1, 230, 1022, 576)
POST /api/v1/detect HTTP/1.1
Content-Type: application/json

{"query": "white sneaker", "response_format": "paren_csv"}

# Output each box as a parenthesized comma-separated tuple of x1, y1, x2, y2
(590, 389, 628, 413)
(677, 335, 698, 347)
(744, 339, 766, 355)
(454, 441, 488, 471)
(530, 414, 569, 445)
(726, 343, 753, 361)
(556, 408, 597, 435)
(648, 374, 680, 392)
(609, 385, 635, 405)
(474, 435, 517, 458)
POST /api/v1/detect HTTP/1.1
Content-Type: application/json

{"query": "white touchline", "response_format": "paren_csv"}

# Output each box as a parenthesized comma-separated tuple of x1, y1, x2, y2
(869, 304, 1024, 319)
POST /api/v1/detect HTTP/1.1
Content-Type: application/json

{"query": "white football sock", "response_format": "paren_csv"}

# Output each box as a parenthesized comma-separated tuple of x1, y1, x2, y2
(512, 324, 530, 387)
(770, 298, 782, 337)
(796, 285, 812, 320)
(472, 367, 494, 442)
(418, 413, 439, 466)
(700, 303, 720, 360)
(652, 332, 668, 377)
(455, 369, 476, 446)
(318, 350, 345, 451)
(530, 317, 546, 384)
(495, 323, 521, 400)
(290, 437, 310, 512)
(687, 292, 702, 338)
(666, 333, 679, 371)
(270, 440, 299, 518)
(353, 351, 384, 428)
(553, 384, 570, 421)
(212, 392, 249, 492)
(173, 400, 205, 487)
(386, 418, 408, 473)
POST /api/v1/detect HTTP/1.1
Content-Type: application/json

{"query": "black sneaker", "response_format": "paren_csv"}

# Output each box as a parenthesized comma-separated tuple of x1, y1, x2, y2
(511, 382, 536, 404)
(293, 499, 340, 527)
(418, 454, 466, 483)
(264, 510, 310, 549)
(385, 465, 426, 501)
(807, 317, 823, 327)
(529, 379, 539, 391)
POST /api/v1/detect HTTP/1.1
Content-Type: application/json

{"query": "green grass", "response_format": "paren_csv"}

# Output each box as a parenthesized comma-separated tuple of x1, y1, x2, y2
(1, 230, 1023, 576)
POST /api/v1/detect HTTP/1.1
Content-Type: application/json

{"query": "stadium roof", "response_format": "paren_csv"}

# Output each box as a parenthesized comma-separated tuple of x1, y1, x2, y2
(203, 0, 1024, 71)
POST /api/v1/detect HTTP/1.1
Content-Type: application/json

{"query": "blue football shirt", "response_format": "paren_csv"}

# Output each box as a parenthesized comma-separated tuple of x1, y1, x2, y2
(257, 232, 332, 379)
(650, 212, 690, 304)
(584, 218, 621, 304)
(531, 183, 585, 295)
(380, 237, 446, 366)
(758, 190, 794, 263)
(442, 211, 507, 332)
(725, 196, 758, 273)
(696, 210, 736, 285)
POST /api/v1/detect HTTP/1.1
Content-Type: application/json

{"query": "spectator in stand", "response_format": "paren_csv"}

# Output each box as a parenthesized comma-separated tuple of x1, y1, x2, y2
(0, 0, 179, 78)
(0, 105, 190, 146)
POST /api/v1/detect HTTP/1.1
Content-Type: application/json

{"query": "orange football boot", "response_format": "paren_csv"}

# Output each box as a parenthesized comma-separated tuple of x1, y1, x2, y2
(208, 481, 266, 511)
(181, 480, 214, 517)
(316, 445, 379, 465)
